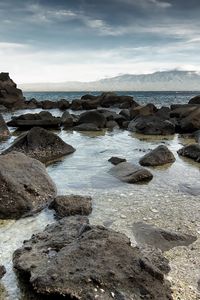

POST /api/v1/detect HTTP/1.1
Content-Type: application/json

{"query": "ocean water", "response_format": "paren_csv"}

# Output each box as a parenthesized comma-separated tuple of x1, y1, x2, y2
(0, 91, 200, 299)
(24, 91, 200, 107)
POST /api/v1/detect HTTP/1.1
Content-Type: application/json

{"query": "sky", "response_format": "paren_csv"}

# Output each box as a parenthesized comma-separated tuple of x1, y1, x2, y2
(1, 0, 200, 83)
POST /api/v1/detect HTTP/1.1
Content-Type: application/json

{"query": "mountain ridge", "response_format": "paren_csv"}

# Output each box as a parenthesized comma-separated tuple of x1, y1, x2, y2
(19, 70, 200, 92)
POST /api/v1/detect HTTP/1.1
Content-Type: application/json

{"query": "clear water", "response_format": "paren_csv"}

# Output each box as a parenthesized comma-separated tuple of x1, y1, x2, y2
(0, 92, 200, 299)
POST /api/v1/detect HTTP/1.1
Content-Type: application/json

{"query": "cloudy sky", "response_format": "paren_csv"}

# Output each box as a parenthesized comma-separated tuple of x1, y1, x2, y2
(0, 0, 200, 83)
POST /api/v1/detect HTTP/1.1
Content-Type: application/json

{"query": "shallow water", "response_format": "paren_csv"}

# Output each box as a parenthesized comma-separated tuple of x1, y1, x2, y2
(0, 105, 200, 299)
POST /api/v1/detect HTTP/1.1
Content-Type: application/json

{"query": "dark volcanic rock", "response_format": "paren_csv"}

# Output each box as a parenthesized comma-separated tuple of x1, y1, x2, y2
(0, 265, 6, 279)
(99, 92, 135, 108)
(188, 95, 200, 105)
(49, 195, 92, 218)
(109, 162, 153, 183)
(0, 113, 10, 140)
(139, 145, 175, 166)
(130, 103, 158, 119)
(177, 144, 200, 162)
(57, 99, 70, 110)
(13, 216, 172, 300)
(132, 222, 197, 252)
(61, 111, 74, 128)
(3, 127, 75, 164)
(7, 111, 61, 129)
(70, 99, 83, 110)
(108, 156, 127, 165)
(0, 72, 24, 109)
(78, 111, 106, 128)
(73, 123, 100, 131)
(128, 116, 175, 135)
(179, 108, 200, 133)
(0, 151, 57, 219)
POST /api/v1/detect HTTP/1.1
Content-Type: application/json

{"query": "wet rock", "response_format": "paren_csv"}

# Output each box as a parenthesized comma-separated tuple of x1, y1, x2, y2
(57, 99, 70, 110)
(130, 103, 158, 119)
(81, 94, 97, 101)
(132, 222, 197, 252)
(61, 111, 74, 128)
(70, 99, 83, 110)
(139, 145, 175, 166)
(109, 162, 153, 183)
(108, 156, 127, 165)
(98, 109, 126, 126)
(73, 123, 100, 131)
(179, 107, 200, 133)
(119, 109, 131, 120)
(188, 95, 200, 105)
(49, 195, 92, 218)
(99, 92, 135, 108)
(3, 127, 75, 164)
(0, 114, 10, 140)
(0, 105, 7, 112)
(13, 216, 172, 300)
(0, 73, 24, 109)
(7, 111, 61, 129)
(40, 100, 58, 110)
(0, 265, 6, 279)
(177, 143, 200, 162)
(128, 116, 175, 135)
(0, 151, 57, 219)
(78, 111, 106, 128)
(106, 120, 119, 130)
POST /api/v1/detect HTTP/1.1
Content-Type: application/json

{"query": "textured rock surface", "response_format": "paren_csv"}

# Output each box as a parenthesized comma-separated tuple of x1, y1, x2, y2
(0, 152, 57, 219)
(0, 265, 6, 279)
(177, 144, 200, 162)
(108, 156, 127, 165)
(0, 73, 24, 108)
(109, 162, 153, 183)
(78, 111, 106, 128)
(139, 145, 175, 166)
(49, 195, 92, 218)
(13, 216, 172, 300)
(3, 127, 75, 164)
(0, 114, 10, 140)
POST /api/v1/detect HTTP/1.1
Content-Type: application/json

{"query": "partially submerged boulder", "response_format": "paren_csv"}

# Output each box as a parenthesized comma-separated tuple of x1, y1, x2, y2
(0, 114, 10, 140)
(109, 162, 153, 183)
(78, 111, 106, 128)
(177, 144, 200, 162)
(108, 156, 127, 165)
(3, 127, 75, 164)
(13, 216, 172, 300)
(7, 111, 61, 129)
(73, 123, 100, 131)
(0, 73, 24, 109)
(139, 145, 175, 166)
(49, 195, 92, 218)
(0, 152, 57, 219)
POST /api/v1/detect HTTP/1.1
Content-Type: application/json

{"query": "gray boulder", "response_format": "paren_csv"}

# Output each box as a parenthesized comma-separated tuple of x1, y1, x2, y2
(49, 195, 92, 218)
(78, 111, 106, 128)
(13, 216, 172, 300)
(108, 156, 127, 165)
(177, 144, 200, 162)
(109, 162, 153, 183)
(3, 127, 75, 164)
(139, 145, 175, 166)
(0, 152, 57, 219)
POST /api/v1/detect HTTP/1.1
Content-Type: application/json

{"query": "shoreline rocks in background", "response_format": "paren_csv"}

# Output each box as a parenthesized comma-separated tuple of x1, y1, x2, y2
(3, 127, 75, 164)
(139, 145, 175, 166)
(0, 73, 24, 109)
(7, 111, 61, 129)
(0, 151, 57, 219)
(49, 195, 92, 218)
(13, 216, 172, 300)
(188, 95, 200, 105)
(0, 265, 6, 280)
(109, 161, 153, 183)
(0, 114, 10, 140)
(178, 144, 200, 162)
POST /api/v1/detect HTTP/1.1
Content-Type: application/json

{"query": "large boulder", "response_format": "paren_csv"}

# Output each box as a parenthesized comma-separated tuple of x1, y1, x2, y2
(179, 108, 200, 133)
(7, 111, 61, 129)
(0, 73, 24, 109)
(0, 114, 10, 140)
(3, 127, 75, 164)
(139, 145, 175, 166)
(188, 95, 200, 105)
(177, 144, 200, 162)
(99, 92, 135, 108)
(109, 162, 153, 183)
(61, 111, 74, 128)
(0, 152, 57, 219)
(78, 111, 106, 128)
(130, 103, 157, 119)
(128, 116, 175, 135)
(13, 216, 172, 300)
(49, 195, 92, 218)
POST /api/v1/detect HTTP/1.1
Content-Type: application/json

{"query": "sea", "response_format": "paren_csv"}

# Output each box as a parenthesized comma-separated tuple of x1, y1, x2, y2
(0, 91, 200, 299)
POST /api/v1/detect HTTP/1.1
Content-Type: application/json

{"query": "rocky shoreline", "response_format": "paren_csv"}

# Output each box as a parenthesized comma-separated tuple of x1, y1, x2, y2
(0, 73, 200, 299)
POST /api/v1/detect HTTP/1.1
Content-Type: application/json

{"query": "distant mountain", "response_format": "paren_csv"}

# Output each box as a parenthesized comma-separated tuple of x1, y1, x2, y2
(19, 70, 200, 92)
